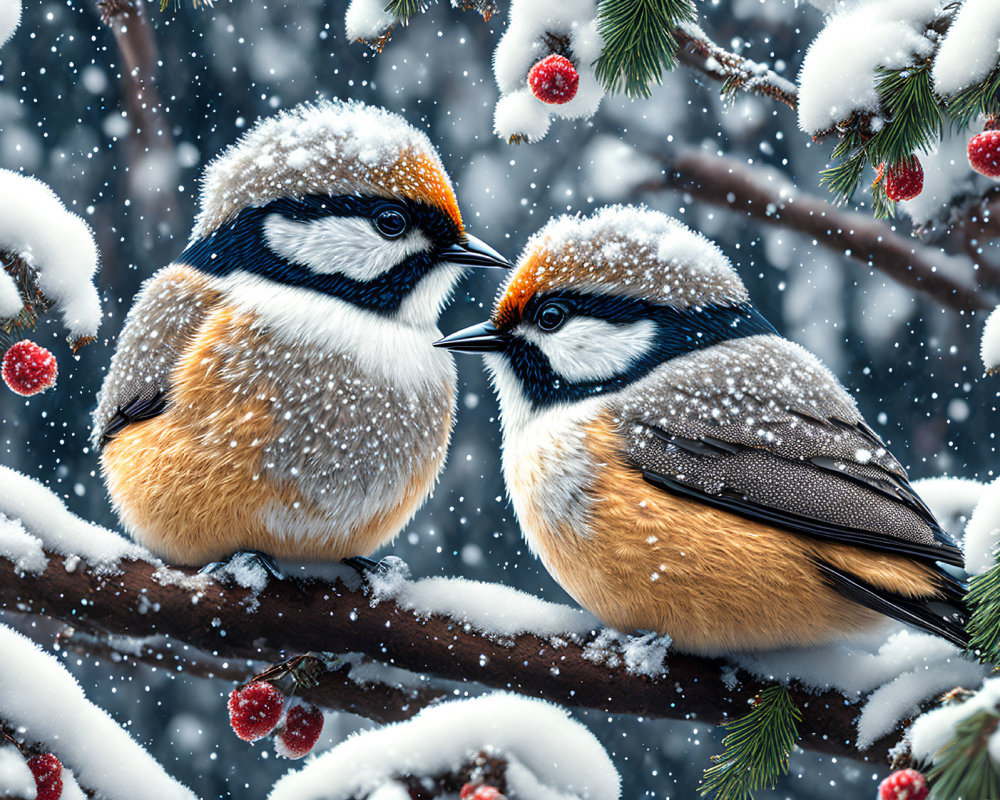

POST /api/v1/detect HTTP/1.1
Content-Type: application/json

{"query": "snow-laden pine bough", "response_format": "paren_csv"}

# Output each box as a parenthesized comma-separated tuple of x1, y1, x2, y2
(0, 169, 102, 396)
(4, 467, 1000, 798)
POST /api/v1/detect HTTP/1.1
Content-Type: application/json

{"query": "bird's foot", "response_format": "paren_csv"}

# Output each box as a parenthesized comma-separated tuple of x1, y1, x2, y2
(200, 549, 284, 588)
(341, 555, 407, 580)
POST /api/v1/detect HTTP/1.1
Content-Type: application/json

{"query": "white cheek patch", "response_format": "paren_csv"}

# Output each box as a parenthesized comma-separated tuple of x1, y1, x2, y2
(263, 213, 431, 282)
(522, 317, 657, 383)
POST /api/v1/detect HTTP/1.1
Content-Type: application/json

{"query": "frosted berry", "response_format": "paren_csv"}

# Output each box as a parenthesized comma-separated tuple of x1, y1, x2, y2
(274, 703, 324, 759)
(528, 55, 579, 105)
(228, 681, 285, 742)
(2, 340, 58, 396)
(27, 753, 62, 800)
(877, 768, 929, 800)
(969, 130, 1000, 177)
(460, 785, 506, 800)
(882, 156, 923, 201)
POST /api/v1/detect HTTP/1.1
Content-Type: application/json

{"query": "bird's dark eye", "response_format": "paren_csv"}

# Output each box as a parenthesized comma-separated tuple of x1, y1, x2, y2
(373, 207, 409, 239)
(536, 302, 568, 332)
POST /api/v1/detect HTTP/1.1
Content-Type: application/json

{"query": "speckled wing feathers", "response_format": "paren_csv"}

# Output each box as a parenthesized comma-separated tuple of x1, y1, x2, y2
(91, 266, 223, 450)
(617, 334, 962, 565)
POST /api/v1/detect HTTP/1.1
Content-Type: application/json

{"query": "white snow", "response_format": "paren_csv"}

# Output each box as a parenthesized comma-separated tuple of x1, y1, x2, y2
(963, 477, 1000, 575)
(0, 0, 20, 48)
(0, 513, 47, 574)
(910, 677, 1000, 764)
(365, 784, 410, 800)
(581, 629, 671, 678)
(737, 627, 986, 750)
(344, 0, 394, 42)
(797, 0, 943, 134)
(368, 559, 598, 638)
(0, 270, 19, 318)
(933, 0, 1000, 96)
(982, 304, 1000, 374)
(268, 694, 621, 800)
(0, 746, 33, 799)
(492, 0, 605, 143)
(0, 625, 197, 800)
(494, 89, 553, 144)
(911, 476, 988, 532)
(0, 170, 100, 342)
(0, 466, 151, 570)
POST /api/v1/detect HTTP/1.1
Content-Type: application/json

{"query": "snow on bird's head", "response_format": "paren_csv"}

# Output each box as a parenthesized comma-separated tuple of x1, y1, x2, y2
(192, 100, 463, 240)
(492, 205, 748, 330)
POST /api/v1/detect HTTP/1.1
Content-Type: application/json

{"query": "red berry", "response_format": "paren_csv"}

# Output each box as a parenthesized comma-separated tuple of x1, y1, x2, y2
(460, 785, 506, 800)
(27, 753, 62, 800)
(528, 54, 579, 105)
(228, 682, 285, 742)
(274, 703, 324, 759)
(877, 768, 929, 800)
(882, 156, 924, 201)
(2, 340, 58, 396)
(969, 129, 1000, 177)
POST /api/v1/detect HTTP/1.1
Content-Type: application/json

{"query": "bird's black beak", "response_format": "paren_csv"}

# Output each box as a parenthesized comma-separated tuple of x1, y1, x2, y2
(438, 234, 511, 269)
(434, 321, 509, 353)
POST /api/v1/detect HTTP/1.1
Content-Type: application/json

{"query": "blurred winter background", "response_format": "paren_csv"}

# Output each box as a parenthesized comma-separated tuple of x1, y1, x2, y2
(0, 0, 995, 796)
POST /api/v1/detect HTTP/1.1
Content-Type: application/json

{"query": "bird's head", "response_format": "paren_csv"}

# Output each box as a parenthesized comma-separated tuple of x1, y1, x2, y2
(179, 100, 508, 327)
(436, 206, 775, 417)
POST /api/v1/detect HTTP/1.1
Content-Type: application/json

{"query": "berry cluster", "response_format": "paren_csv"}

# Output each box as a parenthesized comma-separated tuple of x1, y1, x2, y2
(876, 768, 929, 800)
(1, 340, 57, 396)
(228, 681, 324, 759)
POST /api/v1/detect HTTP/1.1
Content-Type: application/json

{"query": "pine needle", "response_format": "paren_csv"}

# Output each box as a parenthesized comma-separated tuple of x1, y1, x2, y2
(926, 709, 1000, 800)
(700, 685, 802, 800)
(594, 0, 696, 98)
(967, 556, 1000, 665)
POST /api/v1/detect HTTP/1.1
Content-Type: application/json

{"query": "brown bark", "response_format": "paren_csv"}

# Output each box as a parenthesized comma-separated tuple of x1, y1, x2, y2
(0, 549, 929, 765)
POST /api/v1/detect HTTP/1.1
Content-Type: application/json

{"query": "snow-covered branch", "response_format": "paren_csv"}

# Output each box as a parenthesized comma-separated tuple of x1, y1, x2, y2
(634, 148, 992, 311)
(0, 538, 972, 765)
(674, 22, 798, 111)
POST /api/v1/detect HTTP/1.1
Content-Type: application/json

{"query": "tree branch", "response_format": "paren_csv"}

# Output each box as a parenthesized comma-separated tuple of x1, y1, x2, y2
(674, 22, 798, 111)
(635, 149, 992, 312)
(0, 549, 940, 765)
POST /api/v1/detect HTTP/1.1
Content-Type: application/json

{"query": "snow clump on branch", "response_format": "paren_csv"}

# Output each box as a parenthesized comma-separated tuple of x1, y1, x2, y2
(269, 693, 621, 800)
(0, 0, 20, 48)
(796, 0, 942, 134)
(0, 625, 198, 800)
(492, 0, 605, 143)
(0, 170, 101, 344)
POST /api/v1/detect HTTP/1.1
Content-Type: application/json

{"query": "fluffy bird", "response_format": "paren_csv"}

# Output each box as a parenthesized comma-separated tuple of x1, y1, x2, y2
(437, 206, 967, 655)
(92, 100, 508, 567)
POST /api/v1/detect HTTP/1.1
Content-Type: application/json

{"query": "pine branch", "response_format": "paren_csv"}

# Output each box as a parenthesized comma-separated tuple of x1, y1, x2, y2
(594, 0, 696, 98)
(966, 555, 1000, 664)
(700, 686, 801, 800)
(925, 709, 1000, 800)
(384, 0, 430, 24)
(942, 64, 1000, 128)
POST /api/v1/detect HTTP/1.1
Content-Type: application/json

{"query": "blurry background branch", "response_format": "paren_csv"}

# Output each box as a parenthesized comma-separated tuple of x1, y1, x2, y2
(0, 548, 954, 767)
(633, 148, 993, 311)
